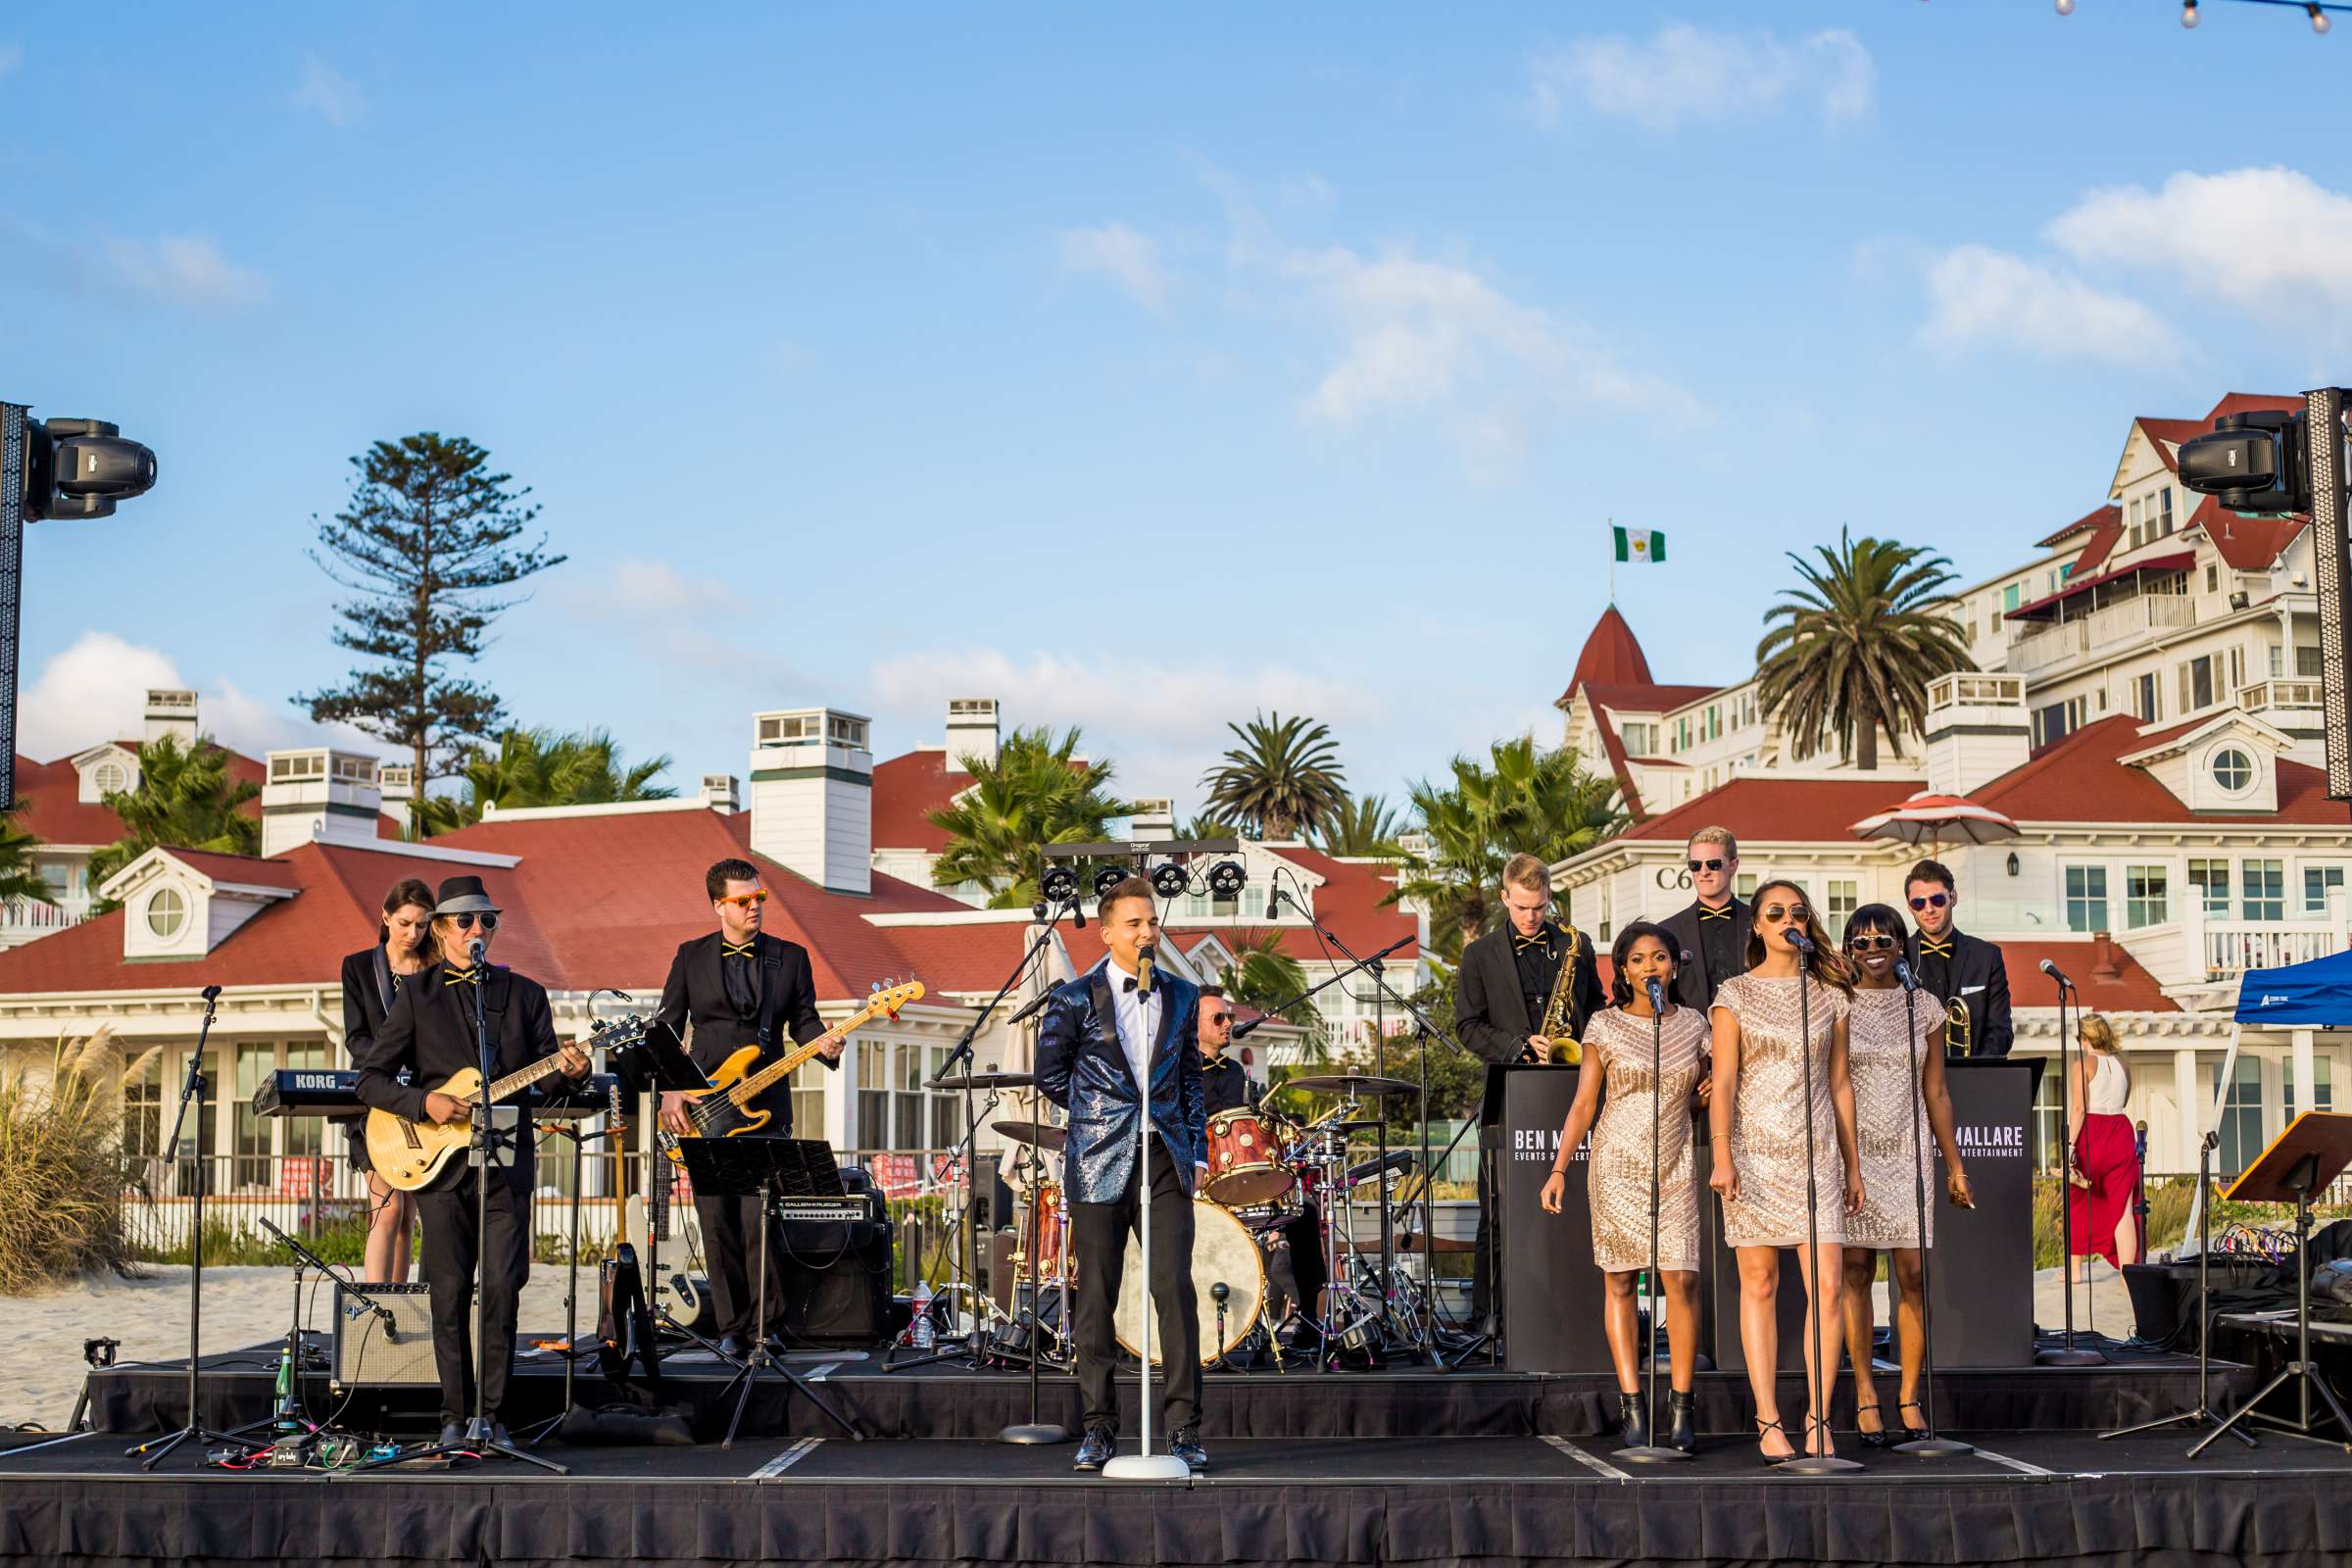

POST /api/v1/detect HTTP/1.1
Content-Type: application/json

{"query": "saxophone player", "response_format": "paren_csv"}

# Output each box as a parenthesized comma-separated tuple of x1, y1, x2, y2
(1455, 853, 1605, 1341)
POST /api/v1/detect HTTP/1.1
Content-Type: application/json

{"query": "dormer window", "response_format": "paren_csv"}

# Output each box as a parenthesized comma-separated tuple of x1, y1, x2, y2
(145, 887, 187, 939)
(93, 761, 127, 795)
(2211, 748, 2255, 794)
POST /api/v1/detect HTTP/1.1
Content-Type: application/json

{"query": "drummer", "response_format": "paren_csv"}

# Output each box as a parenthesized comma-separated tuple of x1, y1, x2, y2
(1198, 988, 1325, 1349)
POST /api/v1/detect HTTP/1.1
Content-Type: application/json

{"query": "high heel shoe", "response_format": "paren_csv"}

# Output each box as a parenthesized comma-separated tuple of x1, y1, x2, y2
(1755, 1417, 1796, 1466)
(1854, 1399, 1892, 1448)
(1896, 1399, 1933, 1443)
(1617, 1392, 1648, 1449)
(1668, 1390, 1696, 1454)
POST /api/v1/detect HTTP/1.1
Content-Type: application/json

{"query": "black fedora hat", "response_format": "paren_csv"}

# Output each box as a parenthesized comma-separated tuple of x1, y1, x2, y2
(433, 875, 501, 916)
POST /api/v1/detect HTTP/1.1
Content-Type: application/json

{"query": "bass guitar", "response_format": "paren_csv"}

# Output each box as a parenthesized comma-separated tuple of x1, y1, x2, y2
(367, 1014, 651, 1193)
(660, 980, 924, 1164)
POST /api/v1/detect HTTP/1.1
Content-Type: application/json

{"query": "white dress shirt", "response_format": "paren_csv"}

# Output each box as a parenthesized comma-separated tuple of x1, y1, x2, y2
(1105, 957, 1160, 1087)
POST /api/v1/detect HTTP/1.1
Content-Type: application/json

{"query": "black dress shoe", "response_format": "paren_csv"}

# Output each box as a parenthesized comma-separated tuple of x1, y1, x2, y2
(1616, 1393, 1648, 1449)
(1668, 1390, 1696, 1454)
(438, 1420, 467, 1449)
(485, 1421, 512, 1448)
(1072, 1422, 1116, 1471)
(1170, 1425, 1207, 1473)
(716, 1333, 750, 1359)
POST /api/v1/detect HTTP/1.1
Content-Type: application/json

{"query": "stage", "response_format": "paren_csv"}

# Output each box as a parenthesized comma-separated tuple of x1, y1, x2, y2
(6, 1332, 2348, 1566)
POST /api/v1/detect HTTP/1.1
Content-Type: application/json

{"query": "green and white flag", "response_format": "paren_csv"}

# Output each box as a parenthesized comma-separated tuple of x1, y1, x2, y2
(1612, 525, 1665, 564)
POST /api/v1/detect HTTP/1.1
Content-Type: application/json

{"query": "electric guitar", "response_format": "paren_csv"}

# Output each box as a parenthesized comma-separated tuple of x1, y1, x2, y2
(659, 980, 924, 1164)
(366, 1014, 651, 1193)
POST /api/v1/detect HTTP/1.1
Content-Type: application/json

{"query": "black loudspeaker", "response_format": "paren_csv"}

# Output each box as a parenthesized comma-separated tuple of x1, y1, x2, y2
(775, 1201, 895, 1348)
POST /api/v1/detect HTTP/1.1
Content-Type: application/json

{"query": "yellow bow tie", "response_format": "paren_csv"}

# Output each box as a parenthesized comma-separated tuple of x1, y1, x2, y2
(1919, 937, 1955, 957)
(1512, 927, 1552, 953)
(1697, 906, 1735, 922)
(722, 941, 757, 960)
(443, 966, 481, 988)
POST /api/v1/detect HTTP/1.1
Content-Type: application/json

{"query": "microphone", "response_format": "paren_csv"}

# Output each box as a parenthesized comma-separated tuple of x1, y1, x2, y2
(200, 983, 222, 1003)
(1137, 943, 1156, 998)
(1894, 958, 1919, 994)
(1644, 977, 1665, 1011)
(1232, 1016, 1264, 1040)
(1266, 885, 1282, 920)
(2039, 957, 2076, 991)
(1006, 989, 1054, 1026)
(468, 937, 487, 965)
(1679, 949, 1693, 966)
(1784, 928, 1815, 955)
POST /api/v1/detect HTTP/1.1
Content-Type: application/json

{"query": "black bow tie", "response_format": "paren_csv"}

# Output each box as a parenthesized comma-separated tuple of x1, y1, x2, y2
(1123, 976, 1148, 994)
(1919, 936, 1955, 958)
(722, 941, 756, 960)
(443, 966, 481, 989)
(1697, 905, 1735, 922)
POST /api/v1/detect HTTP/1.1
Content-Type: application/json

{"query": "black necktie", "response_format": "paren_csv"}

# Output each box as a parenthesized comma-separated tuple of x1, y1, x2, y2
(721, 940, 759, 1017)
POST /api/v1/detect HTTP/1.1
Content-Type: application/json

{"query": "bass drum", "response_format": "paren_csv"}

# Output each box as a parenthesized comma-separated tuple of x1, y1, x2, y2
(1114, 1198, 1265, 1366)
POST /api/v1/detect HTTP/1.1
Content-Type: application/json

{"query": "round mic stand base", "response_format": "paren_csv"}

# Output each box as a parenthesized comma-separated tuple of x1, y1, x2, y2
(2035, 1344, 2106, 1367)
(1616, 1443, 1690, 1464)
(1893, 1433, 1975, 1457)
(1102, 1452, 1192, 1481)
(1001, 1422, 1068, 1445)
(1780, 1451, 1866, 1476)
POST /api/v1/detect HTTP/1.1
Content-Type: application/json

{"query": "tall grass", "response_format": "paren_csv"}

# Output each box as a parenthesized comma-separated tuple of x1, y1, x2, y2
(2029, 1175, 2352, 1268)
(0, 1029, 161, 1293)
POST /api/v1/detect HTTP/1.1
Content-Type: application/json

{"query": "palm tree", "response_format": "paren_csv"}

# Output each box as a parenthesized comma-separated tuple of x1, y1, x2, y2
(419, 726, 675, 834)
(1200, 711, 1348, 842)
(85, 734, 263, 909)
(1393, 735, 1625, 958)
(1755, 527, 1975, 771)
(1314, 793, 1403, 859)
(928, 725, 1137, 907)
(1184, 809, 1250, 842)
(0, 805, 54, 906)
(1216, 930, 1317, 1027)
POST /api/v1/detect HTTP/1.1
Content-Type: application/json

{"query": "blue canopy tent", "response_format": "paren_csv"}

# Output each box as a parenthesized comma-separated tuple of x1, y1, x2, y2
(2192, 950, 2352, 1237)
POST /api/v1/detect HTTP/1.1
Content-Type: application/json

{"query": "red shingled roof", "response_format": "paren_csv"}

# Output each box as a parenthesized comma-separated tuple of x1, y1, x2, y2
(2133, 393, 2305, 474)
(12, 743, 406, 850)
(871, 750, 960, 853)
(2185, 496, 2306, 573)
(1588, 707, 1647, 822)
(1555, 610, 1716, 714)
(168, 850, 300, 891)
(1620, 777, 1928, 844)
(2001, 939, 2177, 1014)
(1970, 714, 2337, 826)
(2036, 504, 2120, 552)
(2068, 509, 2127, 576)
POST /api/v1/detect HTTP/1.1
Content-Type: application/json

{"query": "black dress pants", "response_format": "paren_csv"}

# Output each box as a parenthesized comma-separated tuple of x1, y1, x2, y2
(1070, 1137, 1200, 1433)
(415, 1160, 531, 1427)
(695, 1192, 785, 1340)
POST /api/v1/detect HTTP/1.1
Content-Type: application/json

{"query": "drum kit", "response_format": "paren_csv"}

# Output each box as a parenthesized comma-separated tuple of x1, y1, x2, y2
(990, 1070, 1452, 1371)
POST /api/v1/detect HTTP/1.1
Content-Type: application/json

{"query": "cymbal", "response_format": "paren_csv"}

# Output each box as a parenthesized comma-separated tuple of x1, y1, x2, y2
(933, 1069, 1036, 1092)
(1351, 1232, 1476, 1254)
(1309, 1119, 1386, 1136)
(990, 1117, 1066, 1152)
(1283, 1072, 1416, 1099)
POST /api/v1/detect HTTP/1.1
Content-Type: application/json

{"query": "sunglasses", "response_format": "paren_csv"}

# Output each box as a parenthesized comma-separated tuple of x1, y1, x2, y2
(1909, 893, 1951, 910)
(1760, 904, 1809, 924)
(449, 911, 499, 932)
(1687, 858, 1727, 873)
(1847, 934, 1901, 953)
(718, 890, 770, 908)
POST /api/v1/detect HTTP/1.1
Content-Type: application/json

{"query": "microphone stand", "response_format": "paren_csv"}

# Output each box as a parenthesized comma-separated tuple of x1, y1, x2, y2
(2038, 971, 2103, 1366)
(1782, 941, 1860, 1475)
(1893, 971, 1970, 1456)
(1102, 1043, 1189, 1481)
(2099, 1131, 2251, 1446)
(127, 987, 268, 1468)
(1618, 981, 1687, 1463)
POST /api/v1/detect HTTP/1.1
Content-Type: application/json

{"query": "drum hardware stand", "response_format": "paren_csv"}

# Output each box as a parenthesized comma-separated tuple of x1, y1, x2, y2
(885, 1085, 1015, 1373)
(2037, 969, 2104, 1366)
(1001, 1122, 1070, 1445)
(1892, 969, 1971, 1457)
(127, 986, 271, 1471)
(522, 1093, 623, 1447)
(1781, 935, 1861, 1475)
(2100, 1131, 2252, 1447)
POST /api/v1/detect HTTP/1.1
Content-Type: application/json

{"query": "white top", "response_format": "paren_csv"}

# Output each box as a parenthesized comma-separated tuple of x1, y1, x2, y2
(1104, 957, 1161, 1088)
(2086, 1052, 2128, 1114)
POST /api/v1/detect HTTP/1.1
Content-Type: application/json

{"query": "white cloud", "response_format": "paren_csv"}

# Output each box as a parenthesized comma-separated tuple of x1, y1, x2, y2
(15, 630, 367, 763)
(2047, 166, 2352, 312)
(292, 53, 366, 126)
(1057, 222, 1169, 310)
(564, 560, 780, 682)
(1918, 244, 2180, 368)
(100, 233, 268, 311)
(1527, 24, 1875, 132)
(0, 44, 23, 77)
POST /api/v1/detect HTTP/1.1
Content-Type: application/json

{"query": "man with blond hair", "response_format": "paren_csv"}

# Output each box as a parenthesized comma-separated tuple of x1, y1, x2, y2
(1658, 826, 1752, 1010)
(1456, 851, 1602, 1340)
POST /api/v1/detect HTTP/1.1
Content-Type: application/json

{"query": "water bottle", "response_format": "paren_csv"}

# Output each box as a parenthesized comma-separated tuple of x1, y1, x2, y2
(910, 1281, 936, 1348)
(271, 1344, 300, 1434)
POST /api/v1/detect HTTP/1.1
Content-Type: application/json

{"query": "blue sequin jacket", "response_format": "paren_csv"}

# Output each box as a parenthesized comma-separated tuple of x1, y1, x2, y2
(1034, 962, 1206, 1205)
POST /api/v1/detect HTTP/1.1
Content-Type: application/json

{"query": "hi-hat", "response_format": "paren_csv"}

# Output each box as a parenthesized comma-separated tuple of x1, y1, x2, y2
(991, 1117, 1067, 1151)
(933, 1069, 1037, 1093)
(1284, 1072, 1416, 1099)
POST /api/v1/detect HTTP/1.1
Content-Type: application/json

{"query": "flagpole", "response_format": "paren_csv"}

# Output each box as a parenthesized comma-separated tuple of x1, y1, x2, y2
(1607, 515, 1615, 604)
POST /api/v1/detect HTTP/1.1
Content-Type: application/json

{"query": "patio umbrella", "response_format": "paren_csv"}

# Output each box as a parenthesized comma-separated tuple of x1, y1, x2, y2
(1848, 792, 2021, 856)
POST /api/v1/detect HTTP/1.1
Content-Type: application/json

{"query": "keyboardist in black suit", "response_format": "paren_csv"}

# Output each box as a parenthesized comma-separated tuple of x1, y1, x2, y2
(337, 876, 437, 1284)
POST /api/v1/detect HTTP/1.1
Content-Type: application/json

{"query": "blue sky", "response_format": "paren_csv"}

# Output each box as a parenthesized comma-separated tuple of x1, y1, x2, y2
(9, 4, 2351, 817)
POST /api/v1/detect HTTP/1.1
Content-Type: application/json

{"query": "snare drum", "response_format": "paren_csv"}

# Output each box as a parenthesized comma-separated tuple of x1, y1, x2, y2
(1203, 1107, 1295, 1207)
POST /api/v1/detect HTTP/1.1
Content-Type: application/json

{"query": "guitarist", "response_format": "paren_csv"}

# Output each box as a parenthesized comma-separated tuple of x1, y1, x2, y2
(655, 858, 841, 1357)
(352, 875, 589, 1447)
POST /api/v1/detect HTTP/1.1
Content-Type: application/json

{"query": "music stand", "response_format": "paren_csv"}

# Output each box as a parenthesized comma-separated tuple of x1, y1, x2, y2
(2190, 1110, 2352, 1457)
(677, 1137, 867, 1446)
(610, 1022, 723, 1353)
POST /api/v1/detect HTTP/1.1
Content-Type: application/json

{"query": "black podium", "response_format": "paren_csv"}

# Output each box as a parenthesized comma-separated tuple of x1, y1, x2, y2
(1499, 1064, 1614, 1373)
(1911, 1055, 2041, 1367)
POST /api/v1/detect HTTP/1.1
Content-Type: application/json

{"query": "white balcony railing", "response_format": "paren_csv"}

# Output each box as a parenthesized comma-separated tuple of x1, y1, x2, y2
(2239, 678, 2324, 713)
(2205, 922, 2346, 980)
(2010, 623, 2086, 673)
(2086, 594, 2193, 650)
(0, 896, 75, 937)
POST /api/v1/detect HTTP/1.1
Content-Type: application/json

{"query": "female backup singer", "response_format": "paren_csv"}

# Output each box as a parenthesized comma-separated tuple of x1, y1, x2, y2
(1539, 923, 1709, 1452)
(2067, 1014, 2140, 1285)
(338, 877, 438, 1283)
(1835, 904, 1973, 1446)
(1707, 880, 1864, 1464)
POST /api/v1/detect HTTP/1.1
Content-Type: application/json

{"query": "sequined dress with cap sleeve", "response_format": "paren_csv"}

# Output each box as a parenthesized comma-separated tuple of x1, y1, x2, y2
(1711, 972, 1850, 1249)
(1843, 986, 1943, 1250)
(1582, 1004, 1707, 1273)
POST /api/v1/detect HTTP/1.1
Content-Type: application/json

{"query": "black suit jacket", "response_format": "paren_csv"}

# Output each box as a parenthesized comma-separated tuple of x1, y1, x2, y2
(1455, 923, 1603, 1125)
(655, 931, 834, 1131)
(1906, 928, 2014, 1057)
(1656, 898, 1754, 1011)
(336, 946, 401, 1122)
(352, 960, 564, 1188)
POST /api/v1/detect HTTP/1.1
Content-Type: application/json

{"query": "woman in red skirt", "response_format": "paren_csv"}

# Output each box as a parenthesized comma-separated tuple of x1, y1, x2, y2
(2066, 1013, 2139, 1284)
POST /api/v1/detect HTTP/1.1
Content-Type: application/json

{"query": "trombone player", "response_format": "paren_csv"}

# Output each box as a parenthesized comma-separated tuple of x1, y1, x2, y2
(1456, 853, 1605, 1340)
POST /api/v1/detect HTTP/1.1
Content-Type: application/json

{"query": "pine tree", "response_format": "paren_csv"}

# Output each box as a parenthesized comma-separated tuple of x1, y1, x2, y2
(292, 433, 564, 806)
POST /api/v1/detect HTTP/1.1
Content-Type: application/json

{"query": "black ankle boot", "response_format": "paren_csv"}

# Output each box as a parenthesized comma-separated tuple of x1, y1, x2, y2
(1617, 1392, 1648, 1448)
(1668, 1390, 1695, 1453)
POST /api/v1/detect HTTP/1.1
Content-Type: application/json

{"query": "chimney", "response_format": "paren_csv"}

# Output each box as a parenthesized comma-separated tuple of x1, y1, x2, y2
(1924, 672, 2032, 797)
(261, 748, 384, 857)
(378, 761, 416, 835)
(1129, 798, 1175, 840)
(143, 688, 198, 749)
(702, 773, 741, 813)
(945, 697, 1000, 772)
(748, 708, 872, 894)
(2091, 931, 2121, 983)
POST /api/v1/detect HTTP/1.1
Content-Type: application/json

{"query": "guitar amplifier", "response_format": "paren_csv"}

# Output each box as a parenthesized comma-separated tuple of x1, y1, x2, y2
(774, 1196, 895, 1348)
(331, 1281, 472, 1388)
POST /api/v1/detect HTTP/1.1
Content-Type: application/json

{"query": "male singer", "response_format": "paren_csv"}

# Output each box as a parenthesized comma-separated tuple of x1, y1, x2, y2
(1903, 858, 2014, 1057)
(353, 875, 589, 1447)
(1036, 875, 1208, 1474)
(656, 858, 843, 1355)
(1455, 852, 1603, 1340)
(1657, 825, 1752, 1009)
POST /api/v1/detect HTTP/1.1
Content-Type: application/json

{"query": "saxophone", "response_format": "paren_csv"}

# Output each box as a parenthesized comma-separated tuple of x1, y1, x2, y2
(1540, 923, 1584, 1065)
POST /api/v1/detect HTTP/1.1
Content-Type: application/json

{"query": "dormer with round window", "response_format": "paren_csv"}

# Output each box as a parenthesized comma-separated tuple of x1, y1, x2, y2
(2120, 713, 2288, 815)
(99, 848, 300, 961)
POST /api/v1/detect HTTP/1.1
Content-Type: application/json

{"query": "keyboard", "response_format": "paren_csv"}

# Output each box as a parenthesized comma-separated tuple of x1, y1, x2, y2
(252, 1068, 617, 1119)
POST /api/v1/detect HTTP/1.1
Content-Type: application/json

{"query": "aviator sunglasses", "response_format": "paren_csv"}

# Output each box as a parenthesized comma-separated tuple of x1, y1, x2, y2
(448, 911, 498, 932)
(1909, 892, 1950, 910)
(1688, 858, 1727, 873)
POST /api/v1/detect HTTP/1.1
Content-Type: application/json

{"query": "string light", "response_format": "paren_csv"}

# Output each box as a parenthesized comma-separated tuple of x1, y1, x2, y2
(2055, 0, 2074, 12)
(2182, 0, 2201, 24)
(2311, 1, 2333, 30)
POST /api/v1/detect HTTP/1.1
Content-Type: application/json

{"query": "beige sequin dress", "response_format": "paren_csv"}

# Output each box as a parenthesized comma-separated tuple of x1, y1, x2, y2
(1712, 972, 1851, 1249)
(1843, 986, 1943, 1250)
(1584, 1005, 1706, 1273)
